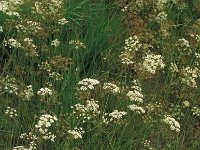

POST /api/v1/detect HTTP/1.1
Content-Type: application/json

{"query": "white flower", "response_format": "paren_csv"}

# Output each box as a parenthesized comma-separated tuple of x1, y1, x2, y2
(35, 114, 58, 136)
(68, 127, 85, 139)
(5, 106, 18, 118)
(156, 11, 167, 22)
(109, 110, 127, 121)
(5, 38, 22, 48)
(37, 87, 52, 97)
(181, 67, 199, 88)
(178, 38, 190, 50)
(163, 115, 180, 133)
(72, 99, 100, 122)
(51, 39, 60, 47)
(142, 53, 165, 75)
(78, 78, 100, 91)
(69, 40, 86, 49)
(128, 104, 145, 114)
(183, 101, 190, 108)
(58, 18, 68, 25)
(192, 107, 200, 117)
(127, 80, 144, 103)
(103, 83, 120, 93)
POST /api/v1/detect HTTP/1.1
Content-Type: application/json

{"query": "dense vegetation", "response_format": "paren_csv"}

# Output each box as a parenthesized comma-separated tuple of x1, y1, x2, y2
(0, 0, 199, 149)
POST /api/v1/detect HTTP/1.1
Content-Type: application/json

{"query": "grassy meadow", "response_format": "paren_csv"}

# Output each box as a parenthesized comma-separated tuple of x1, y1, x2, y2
(0, 0, 200, 149)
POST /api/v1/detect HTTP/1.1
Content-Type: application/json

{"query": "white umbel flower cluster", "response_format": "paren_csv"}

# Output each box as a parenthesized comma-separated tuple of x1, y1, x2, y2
(5, 106, 18, 118)
(4, 38, 22, 48)
(128, 104, 145, 114)
(20, 132, 37, 150)
(181, 67, 199, 88)
(163, 115, 180, 132)
(23, 38, 38, 56)
(35, 114, 58, 141)
(78, 78, 100, 91)
(72, 99, 100, 122)
(12, 146, 29, 150)
(124, 36, 141, 52)
(142, 53, 165, 75)
(3, 75, 19, 95)
(37, 87, 52, 97)
(68, 127, 85, 139)
(121, 5, 129, 12)
(127, 80, 144, 103)
(178, 38, 190, 51)
(102, 82, 120, 93)
(21, 85, 34, 101)
(192, 107, 200, 117)
(69, 40, 86, 49)
(58, 18, 68, 25)
(109, 110, 127, 121)
(157, 0, 168, 10)
(156, 11, 167, 22)
(120, 36, 141, 65)
(51, 39, 60, 47)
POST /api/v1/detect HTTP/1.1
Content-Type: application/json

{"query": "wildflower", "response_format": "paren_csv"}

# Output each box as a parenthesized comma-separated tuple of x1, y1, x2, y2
(178, 38, 190, 51)
(127, 91, 143, 103)
(2, 75, 19, 95)
(190, 34, 200, 42)
(72, 99, 100, 122)
(37, 87, 52, 97)
(156, 11, 167, 22)
(23, 38, 38, 56)
(49, 72, 63, 80)
(119, 36, 141, 65)
(183, 101, 190, 108)
(109, 110, 127, 121)
(5, 106, 18, 118)
(143, 140, 154, 150)
(38, 61, 51, 72)
(4, 38, 22, 48)
(42, 132, 56, 142)
(12, 146, 27, 150)
(128, 104, 145, 114)
(21, 85, 34, 101)
(121, 5, 129, 12)
(124, 36, 141, 52)
(78, 78, 100, 91)
(146, 102, 162, 112)
(20, 132, 37, 141)
(163, 115, 180, 132)
(102, 83, 120, 93)
(192, 107, 200, 117)
(141, 53, 165, 75)
(157, 0, 168, 10)
(35, 114, 58, 135)
(68, 127, 85, 139)
(127, 80, 144, 103)
(0, 1, 9, 12)
(58, 18, 68, 25)
(6, 11, 20, 17)
(27, 20, 42, 33)
(69, 40, 86, 49)
(181, 67, 199, 88)
(51, 39, 60, 47)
